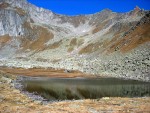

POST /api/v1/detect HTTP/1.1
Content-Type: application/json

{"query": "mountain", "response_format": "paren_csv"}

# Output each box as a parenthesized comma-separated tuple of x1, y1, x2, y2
(0, 0, 150, 81)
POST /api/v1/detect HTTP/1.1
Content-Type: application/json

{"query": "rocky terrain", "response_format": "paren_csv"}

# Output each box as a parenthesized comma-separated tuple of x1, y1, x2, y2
(0, 71, 150, 113)
(0, 0, 150, 112)
(0, 0, 150, 81)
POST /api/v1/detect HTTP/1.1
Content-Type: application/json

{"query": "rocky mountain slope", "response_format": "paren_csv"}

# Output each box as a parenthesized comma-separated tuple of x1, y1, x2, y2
(0, 0, 150, 81)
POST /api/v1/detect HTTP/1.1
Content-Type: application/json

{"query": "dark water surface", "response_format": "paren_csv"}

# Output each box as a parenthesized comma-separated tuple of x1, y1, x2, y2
(19, 77, 150, 101)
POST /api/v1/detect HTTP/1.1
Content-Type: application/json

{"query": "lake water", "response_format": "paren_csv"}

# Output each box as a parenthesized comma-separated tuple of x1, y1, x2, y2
(19, 77, 150, 101)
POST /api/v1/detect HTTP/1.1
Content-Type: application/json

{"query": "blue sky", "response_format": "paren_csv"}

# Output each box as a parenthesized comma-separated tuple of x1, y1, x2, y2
(27, 0, 150, 16)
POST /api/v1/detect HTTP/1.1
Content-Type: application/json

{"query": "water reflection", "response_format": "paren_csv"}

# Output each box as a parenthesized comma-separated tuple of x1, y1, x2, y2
(21, 77, 150, 101)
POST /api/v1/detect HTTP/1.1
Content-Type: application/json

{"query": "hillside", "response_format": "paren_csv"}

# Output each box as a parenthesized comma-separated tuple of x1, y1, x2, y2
(0, 0, 150, 81)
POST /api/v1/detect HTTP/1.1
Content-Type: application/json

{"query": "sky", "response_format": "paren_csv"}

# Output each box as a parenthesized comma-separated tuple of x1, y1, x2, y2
(27, 0, 150, 16)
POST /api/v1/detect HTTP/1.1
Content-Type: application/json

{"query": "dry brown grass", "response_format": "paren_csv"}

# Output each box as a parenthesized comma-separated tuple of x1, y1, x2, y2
(67, 38, 77, 52)
(36, 58, 48, 62)
(67, 38, 85, 52)
(79, 42, 102, 54)
(30, 18, 34, 23)
(120, 23, 150, 52)
(92, 20, 108, 34)
(69, 16, 86, 27)
(47, 40, 62, 49)
(78, 22, 133, 54)
(0, 67, 91, 78)
(79, 43, 94, 54)
(29, 28, 54, 51)
(102, 22, 135, 52)
(77, 38, 84, 47)
(101, 33, 124, 54)
(21, 22, 54, 51)
(20, 37, 31, 51)
(67, 47, 74, 52)
(51, 59, 61, 63)
(0, 3, 9, 8)
(15, 7, 26, 16)
(0, 34, 11, 48)
(107, 23, 150, 53)
(70, 38, 77, 46)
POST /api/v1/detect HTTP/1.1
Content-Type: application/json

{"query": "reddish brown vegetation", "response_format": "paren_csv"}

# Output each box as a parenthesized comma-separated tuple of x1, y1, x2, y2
(36, 58, 48, 62)
(67, 47, 74, 52)
(92, 20, 108, 34)
(47, 40, 62, 49)
(70, 38, 77, 46)
(67, 38, 77, 52)
(0, 34, 11, 49)
(0, 67, 92, 78)
(21, 22, 54, 51)
(0, 3, 9, 9)
(108, 23, 150, 53)
(79, 42, 102, 54)
(68, 16, 86, 27)
(15, 7, 26, 16)
(77, 38, 84, 47)
(51, 59, 61, 63)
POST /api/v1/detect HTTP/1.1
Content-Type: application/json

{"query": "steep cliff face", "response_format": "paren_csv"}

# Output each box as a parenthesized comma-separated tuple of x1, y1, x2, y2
(0, 0, 150, 81)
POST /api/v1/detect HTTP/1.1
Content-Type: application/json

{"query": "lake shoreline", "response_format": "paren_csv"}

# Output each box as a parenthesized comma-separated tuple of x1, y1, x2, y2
(0, 66, 94, 78)
(15, 75, 150, 103)
(1, 66, 150, 83)
(0, 70, 150, 112)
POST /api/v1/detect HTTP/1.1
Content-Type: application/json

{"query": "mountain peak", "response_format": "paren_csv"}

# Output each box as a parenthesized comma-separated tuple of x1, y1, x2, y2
(101, 8, 112, 13)
(134, 6, 141, 11)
